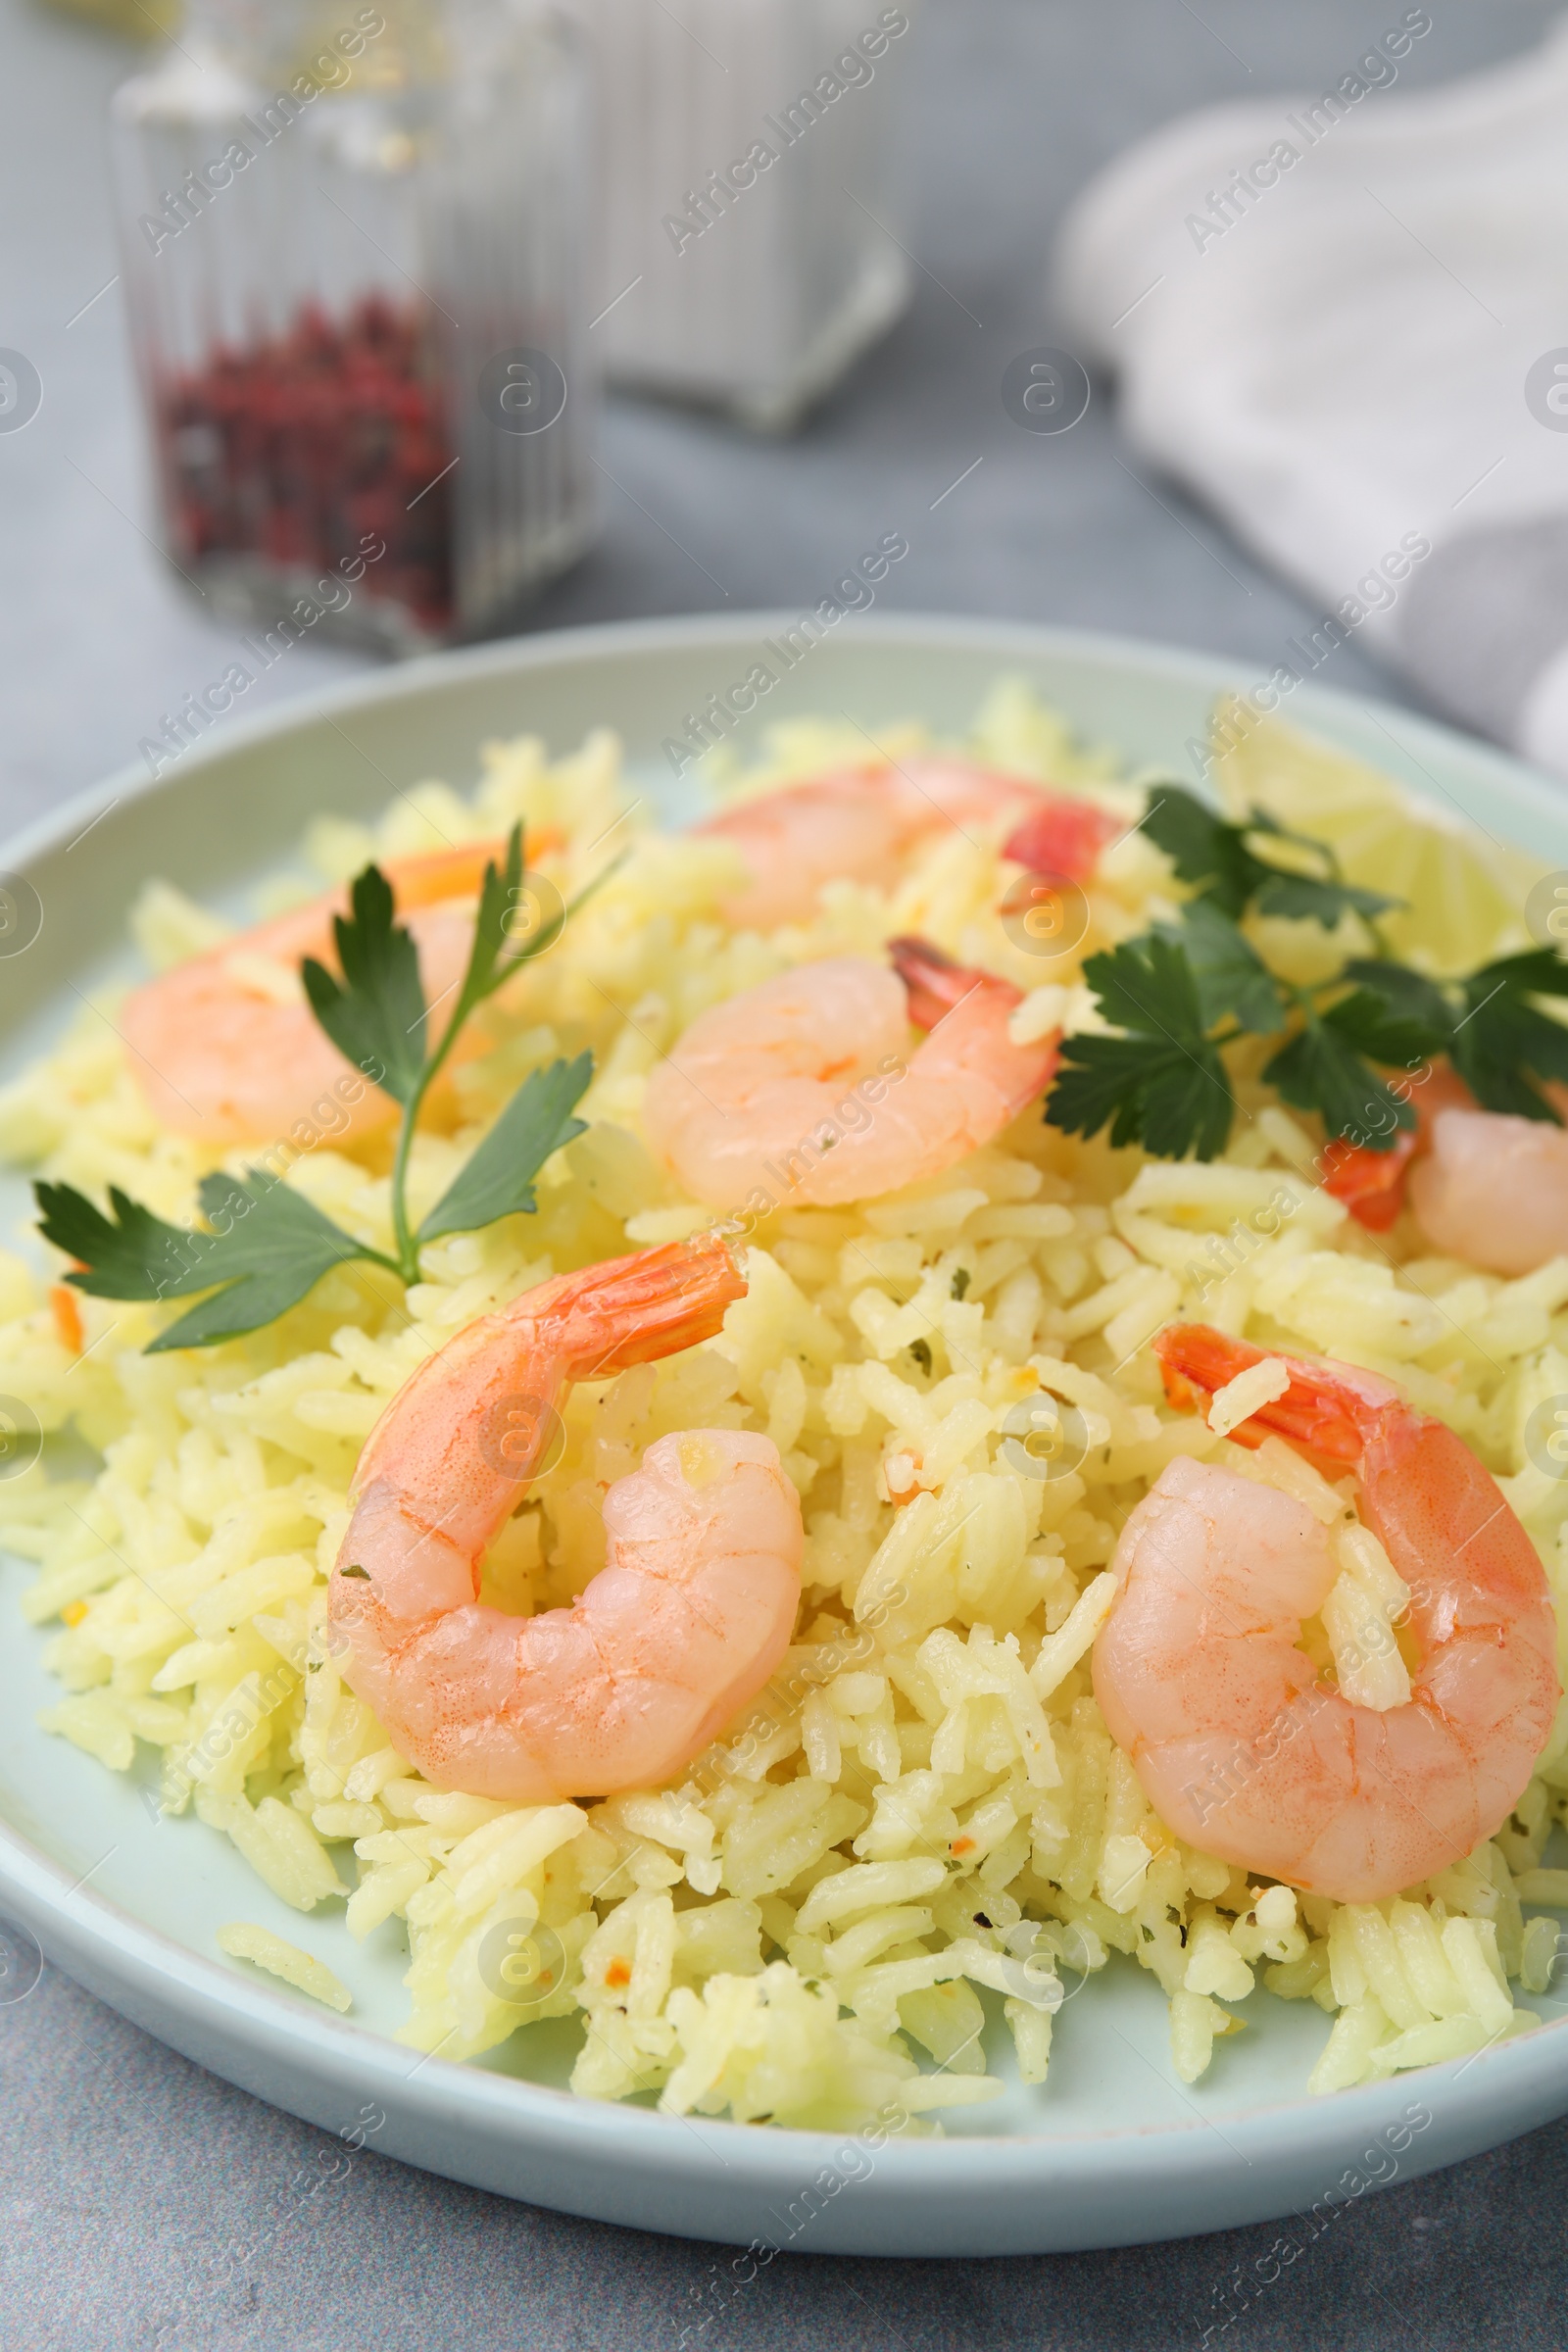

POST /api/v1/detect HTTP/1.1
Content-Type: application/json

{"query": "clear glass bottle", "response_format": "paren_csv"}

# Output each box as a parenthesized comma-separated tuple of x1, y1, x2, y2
(570, 0, 914, 430)
(110, 0, 597, 655)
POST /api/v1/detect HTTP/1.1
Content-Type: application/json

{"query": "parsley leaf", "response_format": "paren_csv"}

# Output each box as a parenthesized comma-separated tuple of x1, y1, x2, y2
(39, 822, 614, 1350)
(38, 1034, 598, 1351)
(1076, 931, 1191, 1036)
(35, 1183, 200, 1299)
(417, 1054, 593, 1244)
(36, 1170, 396, 1351)
(452, 825, 565, 1021)
(1250, 870, 1399, 929)
(1314, 987, 1444, 1075)
(421, 822, 604, 1084)
(34, 808, 629, 1364)
(1053, 784, 1568, 1167)
(303, 825, 562, 1118)
(385, 825, 611, 1271)
(1049, 1032, 1233, 1159)
(1161, 900, 1286, 1034)
(1262, 1018, 1417, 1150)
(1141, 787, 1257, 918)
(1243, 808, 1397, 927)
(148, 1175, 385, 1351)
(302, 863, 425, 1106)
(1450, 950, 1568, 1120)
(1047, 934, 1234, 1159)
(1143, 784, 1397, 930)
(1338, 959, 1454, 1038)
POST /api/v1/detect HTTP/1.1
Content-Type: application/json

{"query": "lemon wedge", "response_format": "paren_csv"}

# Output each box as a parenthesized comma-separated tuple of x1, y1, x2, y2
(1207, 697, 1541, 975)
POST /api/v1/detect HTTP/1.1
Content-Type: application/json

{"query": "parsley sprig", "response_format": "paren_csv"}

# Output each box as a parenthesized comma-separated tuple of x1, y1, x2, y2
(37, 826, 600, 1350)
(1045, 931, 1235, 1161)
(1140, 786, 1397, 934)
(1047, 785, 1568, 1162)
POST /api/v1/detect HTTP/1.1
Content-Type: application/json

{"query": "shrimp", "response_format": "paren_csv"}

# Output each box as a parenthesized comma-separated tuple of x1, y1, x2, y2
(700, 758, 1120, 930)
(329, 1232, 804, 1800)
(1093, 1323, 1559, 1902)
(121, 836, 552, 1146)
(1317, 1065, 1473, 1233)
(1409, 1102, 1568, 1275)
(1320, 1057, 1568, 1270)
(641, 939, 1057, 1211)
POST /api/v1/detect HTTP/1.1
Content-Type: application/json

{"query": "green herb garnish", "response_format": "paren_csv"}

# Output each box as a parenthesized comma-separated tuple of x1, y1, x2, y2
(1048, 931, 1235, 1161)
(1047, 787, 1568, 1161)
(36, 1172, 382, 1351)
(38, 825, 599, 1350)
(1444, 950, 1568, 1117)
(1142, 786, 1397, 932)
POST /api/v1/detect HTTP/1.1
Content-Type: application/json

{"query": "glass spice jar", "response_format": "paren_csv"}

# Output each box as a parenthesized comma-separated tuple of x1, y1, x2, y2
(110, 0, 598, 656)
(569, 0, 915, 430)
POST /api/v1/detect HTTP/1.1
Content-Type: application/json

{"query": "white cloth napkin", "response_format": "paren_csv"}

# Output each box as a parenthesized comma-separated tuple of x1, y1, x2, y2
(1054, 13, 1568, 780)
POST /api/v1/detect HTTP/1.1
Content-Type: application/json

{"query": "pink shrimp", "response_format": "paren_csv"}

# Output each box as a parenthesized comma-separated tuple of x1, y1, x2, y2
(1092, 1323, 1559, 1903)
(699, 759, 1119, 930)
(640, 939, 1057, 1212)
(1317, 1066, 1475, 1233)
(1315, 1067, 1568, 1262)
(121, 836, 558, 1147)
(1409, 1100, 1568, 1275)
(328, 1233, 803, 1800)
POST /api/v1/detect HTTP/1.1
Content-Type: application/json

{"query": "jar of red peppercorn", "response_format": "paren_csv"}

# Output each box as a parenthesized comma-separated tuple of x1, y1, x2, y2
(111, 0, 597, 655)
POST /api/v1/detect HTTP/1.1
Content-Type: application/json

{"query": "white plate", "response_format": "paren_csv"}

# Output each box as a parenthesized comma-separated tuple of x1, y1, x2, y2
(4, 614, 1567, 2256)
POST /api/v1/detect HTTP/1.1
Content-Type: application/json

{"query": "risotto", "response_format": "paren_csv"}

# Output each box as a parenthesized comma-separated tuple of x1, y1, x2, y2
(1, 679, 1565, 2133)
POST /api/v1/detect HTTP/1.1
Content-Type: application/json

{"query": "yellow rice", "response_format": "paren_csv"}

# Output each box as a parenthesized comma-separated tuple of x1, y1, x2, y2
(2, 678, 1566, 2132)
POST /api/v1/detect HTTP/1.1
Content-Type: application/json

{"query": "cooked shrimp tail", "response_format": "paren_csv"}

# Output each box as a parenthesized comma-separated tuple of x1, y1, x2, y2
(329, 1234, 806, 1801)
(1319, 1064, 1473, 1232)
(886, 934, 995, 1030)
(1001, 797, 1119, 882)
(1092, 1321, 1560, 1901)
(1318, 1124, 1423, 1233)
(1152, 1322, 1390, 1462)
(352, 1232, 747, 1530)
(886, 935, 1056, 1123)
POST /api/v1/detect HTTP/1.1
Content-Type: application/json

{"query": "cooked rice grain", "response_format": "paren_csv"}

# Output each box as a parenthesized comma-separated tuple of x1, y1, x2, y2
(3, 688, 1566, 2129)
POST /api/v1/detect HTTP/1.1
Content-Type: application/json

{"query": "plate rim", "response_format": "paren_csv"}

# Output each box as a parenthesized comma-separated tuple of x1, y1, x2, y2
(7, 609, 1568, 2250)
(18, 606, 1566, 888)
(5, 1811, 1563, 2187)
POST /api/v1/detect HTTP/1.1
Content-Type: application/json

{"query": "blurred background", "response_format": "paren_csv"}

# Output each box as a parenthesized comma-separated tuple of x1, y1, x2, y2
(3, 0, 1564, 844)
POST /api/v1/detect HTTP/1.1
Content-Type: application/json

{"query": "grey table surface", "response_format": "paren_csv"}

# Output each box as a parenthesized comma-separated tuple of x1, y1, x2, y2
(4, 0, 1568, 2343)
